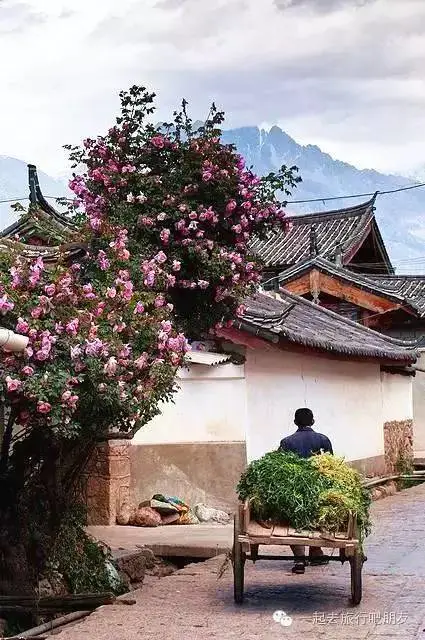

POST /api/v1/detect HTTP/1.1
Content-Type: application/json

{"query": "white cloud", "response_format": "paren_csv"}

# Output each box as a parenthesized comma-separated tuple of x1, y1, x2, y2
(0, 0, 424, 177)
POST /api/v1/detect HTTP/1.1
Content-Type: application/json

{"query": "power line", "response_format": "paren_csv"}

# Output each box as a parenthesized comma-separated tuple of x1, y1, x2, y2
(0, 197, 29, 204)
(284, 182, 425, 205)
(0, 195, 73, 204)
(2, 179, 425, 207)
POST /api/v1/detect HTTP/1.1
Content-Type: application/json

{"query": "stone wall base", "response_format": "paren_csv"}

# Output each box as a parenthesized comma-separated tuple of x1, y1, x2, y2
(348, 455, 386, 478)
(384, 419, 414, 474)
(129, 441, 247, 512)
(82, 440, 130, 525)
(370, 480, 399, 501)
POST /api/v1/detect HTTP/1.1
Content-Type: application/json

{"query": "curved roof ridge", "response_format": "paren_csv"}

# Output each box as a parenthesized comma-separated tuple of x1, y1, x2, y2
(285, 193, 377, 224)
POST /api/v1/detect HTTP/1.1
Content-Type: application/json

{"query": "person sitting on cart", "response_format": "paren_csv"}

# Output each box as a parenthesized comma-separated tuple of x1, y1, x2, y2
(279, 407, 333, 575)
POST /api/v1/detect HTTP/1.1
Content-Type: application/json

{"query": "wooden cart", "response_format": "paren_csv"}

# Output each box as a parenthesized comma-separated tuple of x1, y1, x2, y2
(232, 500, 366, 606)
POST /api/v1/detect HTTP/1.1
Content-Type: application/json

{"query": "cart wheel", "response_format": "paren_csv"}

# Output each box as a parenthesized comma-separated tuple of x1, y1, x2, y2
(350, 550, 363, 606)
(233, 513, 245, 604)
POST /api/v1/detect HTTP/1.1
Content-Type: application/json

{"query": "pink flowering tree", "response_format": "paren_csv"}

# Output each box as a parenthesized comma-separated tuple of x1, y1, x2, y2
(66, 87, 301, 336)
(0, 235, 188, 592)
(0, 86, 300, 593)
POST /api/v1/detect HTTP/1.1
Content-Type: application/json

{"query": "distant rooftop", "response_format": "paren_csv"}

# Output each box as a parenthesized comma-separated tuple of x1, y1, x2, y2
(250, 194, 393, 274)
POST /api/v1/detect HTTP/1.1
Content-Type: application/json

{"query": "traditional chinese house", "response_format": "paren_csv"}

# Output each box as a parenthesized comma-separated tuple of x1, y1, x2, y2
(252, 197, 425, 456)
(0, 166, 423, 523)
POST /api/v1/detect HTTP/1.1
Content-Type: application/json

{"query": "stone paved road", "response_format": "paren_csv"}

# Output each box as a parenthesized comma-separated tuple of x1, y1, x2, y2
(58, 484, 425, 640)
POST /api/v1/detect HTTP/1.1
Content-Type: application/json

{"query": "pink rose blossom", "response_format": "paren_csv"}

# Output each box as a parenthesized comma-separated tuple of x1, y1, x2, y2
(172, 260, 181, 272)
(144, 271, 155, 287)
(154, 251, 167, 264)
(160, 228, 170, 244)
(113, 321, 126, 333)
(122, 281, 134, 301)
(154, 295, 165, 308)
(5, 376, 22, 392)
(118, 345, 132, 358)
(170, 353, 181, 366)
(31, 307, 42, 319)
(134, 353, 148, 369)
(226, 200, 237, 213)
(44, 284, 56, 297)
(150, 135, 165, 149)
(16, 318, 29, 334)
(66, 318, 79, 336)
(85, 338, 104, 357)
(37, 401, 52, 414)
(70, 345, 82, 360)
(97, 250, 110, 271)
(134, 301, 145, 314)
(139, 216, 154, 227)
(21, 366, 34, 376)
(104, 357, 118, 376)
(89, 216, 102, 231)
(106, 287, 117, 299)
(161, 320, 172, 333)
(83, 283, 96, 299)
(0, 295, 14, 314)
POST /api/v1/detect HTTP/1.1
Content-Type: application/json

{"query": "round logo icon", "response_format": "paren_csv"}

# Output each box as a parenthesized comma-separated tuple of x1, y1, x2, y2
(273, 610, 293, 626)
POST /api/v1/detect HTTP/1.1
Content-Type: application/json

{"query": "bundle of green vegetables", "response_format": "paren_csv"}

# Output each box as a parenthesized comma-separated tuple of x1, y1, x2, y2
(237, 451, 371, 540)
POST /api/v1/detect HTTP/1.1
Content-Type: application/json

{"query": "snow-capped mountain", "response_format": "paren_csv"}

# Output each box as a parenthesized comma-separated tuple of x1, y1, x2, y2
(1, 128, 425, 272)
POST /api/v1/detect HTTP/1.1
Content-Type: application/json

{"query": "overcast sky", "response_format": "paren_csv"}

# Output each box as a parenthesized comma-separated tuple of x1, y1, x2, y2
(1, 0, 424, 178)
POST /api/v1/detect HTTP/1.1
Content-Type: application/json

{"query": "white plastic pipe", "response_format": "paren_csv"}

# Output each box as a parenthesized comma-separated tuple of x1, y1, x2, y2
(0, 327, 29, 352)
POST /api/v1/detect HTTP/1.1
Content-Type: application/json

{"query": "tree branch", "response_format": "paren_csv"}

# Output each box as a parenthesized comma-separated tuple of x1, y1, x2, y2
(0, 409, 17, 473)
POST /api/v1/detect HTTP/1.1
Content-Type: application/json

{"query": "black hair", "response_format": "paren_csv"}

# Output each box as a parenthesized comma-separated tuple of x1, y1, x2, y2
(294, 408, 314, 427)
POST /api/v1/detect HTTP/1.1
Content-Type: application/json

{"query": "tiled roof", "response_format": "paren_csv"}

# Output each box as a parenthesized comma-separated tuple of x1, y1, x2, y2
(235, 290, 418, 363)
(368, 275, 425, 316)
(250, 195, 392, 271)
(1, 165, 76, 243)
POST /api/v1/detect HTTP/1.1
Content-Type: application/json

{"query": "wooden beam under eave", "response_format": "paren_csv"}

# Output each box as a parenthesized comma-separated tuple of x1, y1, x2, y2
(309, 269, 321, 300)
(281, 273, 311, 296)
(317, 273, 404, 314)
(284, 271, 410, 315)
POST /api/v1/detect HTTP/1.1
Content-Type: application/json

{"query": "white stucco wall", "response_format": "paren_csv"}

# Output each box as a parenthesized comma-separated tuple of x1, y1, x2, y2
(244, 348, 386, 463)
(132, 344, 414, 465)
(132, 363, 246, 444)
(380, 371, 413, 423)
(413, 352, 425, 452)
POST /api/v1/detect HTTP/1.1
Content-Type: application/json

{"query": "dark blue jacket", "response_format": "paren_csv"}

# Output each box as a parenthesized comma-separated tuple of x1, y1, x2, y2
(279, 427, 333, 458)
